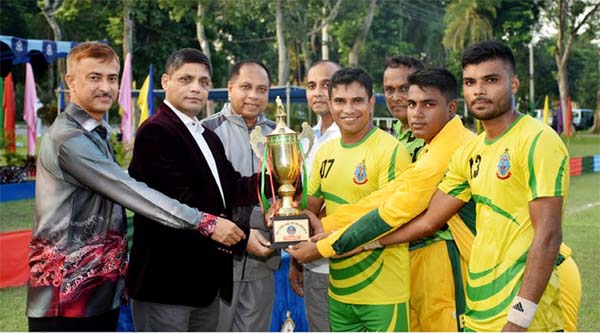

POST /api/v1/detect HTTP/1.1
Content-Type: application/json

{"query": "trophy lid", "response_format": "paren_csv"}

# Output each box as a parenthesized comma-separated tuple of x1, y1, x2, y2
(270, 96, 296, 135)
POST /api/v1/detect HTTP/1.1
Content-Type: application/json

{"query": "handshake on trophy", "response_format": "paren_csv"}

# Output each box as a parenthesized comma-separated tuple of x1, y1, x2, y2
(250, 96, 314, 249)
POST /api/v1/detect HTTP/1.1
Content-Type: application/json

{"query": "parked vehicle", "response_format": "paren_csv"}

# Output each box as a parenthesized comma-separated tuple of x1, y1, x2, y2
(572, 109, 594, 130)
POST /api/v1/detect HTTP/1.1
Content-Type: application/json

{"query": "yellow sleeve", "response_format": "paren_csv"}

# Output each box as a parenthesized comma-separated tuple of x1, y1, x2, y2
(438, 148, 472, 202)
(320, 175, 403, 232)
(525, 129, 569, 200)
(317, 158, 445, 257)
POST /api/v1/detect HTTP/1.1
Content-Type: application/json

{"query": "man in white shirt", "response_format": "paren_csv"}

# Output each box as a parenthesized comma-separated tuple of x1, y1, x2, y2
(289, 60, 341, 332)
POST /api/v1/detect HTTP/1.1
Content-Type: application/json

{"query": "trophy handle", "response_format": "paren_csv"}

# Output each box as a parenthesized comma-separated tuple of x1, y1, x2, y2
(299, 122, 315, 157)
(249, 126, 267, 160)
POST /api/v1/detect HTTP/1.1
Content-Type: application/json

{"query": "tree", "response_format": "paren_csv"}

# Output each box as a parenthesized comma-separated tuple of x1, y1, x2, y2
(39, 0, 65, 85)
(348, 0, 377, 66)
(443, 0, 499, 52)
(158, 0, 211, 62)
(548, 0, 600, 134)
(275, 0, 289, 85)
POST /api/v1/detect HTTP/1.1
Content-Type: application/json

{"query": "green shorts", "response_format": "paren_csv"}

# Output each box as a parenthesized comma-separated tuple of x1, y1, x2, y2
(328, 296, 409, 331)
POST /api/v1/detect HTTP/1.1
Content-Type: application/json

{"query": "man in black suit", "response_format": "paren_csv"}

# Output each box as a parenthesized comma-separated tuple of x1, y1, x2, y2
(127, 48, 273, 331)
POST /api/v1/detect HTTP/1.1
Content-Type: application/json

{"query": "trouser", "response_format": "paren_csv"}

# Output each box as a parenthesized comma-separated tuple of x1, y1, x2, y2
(304, 268, 330, 332)
(409, 240, 466, 332)
(28, 307, 119, 332)
(328, 296, 409, 332)
(217, 275, 275, 332)
(131, 296, 219, 332)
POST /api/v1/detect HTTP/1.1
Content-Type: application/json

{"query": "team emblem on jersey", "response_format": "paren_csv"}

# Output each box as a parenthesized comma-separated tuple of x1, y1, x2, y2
(496, 149, 512, 180)
(353, 161, 368, 185)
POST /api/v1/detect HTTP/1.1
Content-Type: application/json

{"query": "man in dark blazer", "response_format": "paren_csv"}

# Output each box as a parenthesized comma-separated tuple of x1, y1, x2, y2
(126, 48, 273, 331)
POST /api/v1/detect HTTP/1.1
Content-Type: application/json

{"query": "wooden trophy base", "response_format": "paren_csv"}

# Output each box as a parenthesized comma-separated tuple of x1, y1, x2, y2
(270, 214, 310, 249)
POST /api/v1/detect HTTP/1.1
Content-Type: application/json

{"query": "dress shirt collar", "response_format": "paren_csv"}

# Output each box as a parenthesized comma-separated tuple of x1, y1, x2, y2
(313, 116, 339, 140)
(66, 103, 111, 133)
(164, 99, 204, 134)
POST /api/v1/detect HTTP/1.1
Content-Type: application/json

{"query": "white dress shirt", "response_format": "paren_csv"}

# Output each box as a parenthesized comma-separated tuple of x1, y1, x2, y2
(165, 100, 226, 207)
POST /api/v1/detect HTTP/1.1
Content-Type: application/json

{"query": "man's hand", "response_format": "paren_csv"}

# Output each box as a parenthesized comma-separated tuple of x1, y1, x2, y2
(286, 240, 322, 264)
(502, 322, 527, 332)
(246, 228, 274, 257)
(304, 209, 324, 234)
(289, 257, 304, 296)
(332, 246, 365, 259)
(211, 217, 246, 246)
(263, 205, 277, 229)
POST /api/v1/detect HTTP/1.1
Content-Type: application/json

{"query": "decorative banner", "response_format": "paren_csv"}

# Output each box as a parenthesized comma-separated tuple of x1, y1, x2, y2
(23, 63, 38, 156)
(118, 52, 132, 145)
(3, 72, 15, 153)
(137, 64, 153, 127)
(42, 40, 57, 63)
(11, 37, 28, 63)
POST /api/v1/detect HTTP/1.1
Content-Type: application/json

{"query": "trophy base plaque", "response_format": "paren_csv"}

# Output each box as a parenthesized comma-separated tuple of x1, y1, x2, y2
(271, 214, 310, 249)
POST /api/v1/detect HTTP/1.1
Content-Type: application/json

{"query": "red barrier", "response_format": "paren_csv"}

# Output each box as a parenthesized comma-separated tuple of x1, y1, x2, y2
(570, 157, 582, 176)
(0, 229, 31, 288)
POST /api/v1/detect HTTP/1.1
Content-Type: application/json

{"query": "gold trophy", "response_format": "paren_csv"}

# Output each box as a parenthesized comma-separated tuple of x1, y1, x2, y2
(251, 96, 314, 248)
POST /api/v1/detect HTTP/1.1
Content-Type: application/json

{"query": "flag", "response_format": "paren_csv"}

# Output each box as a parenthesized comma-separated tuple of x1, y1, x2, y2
(0, 76, 4, 149)
(119, 52, 133, 145)
(566, 96, 572, 137)
(137, 64, 154, 126)
(24, 63, 38, 156)
(3, 72, 16, 153)
(543, 95, 549, 126)
(556, 101, 563, 135)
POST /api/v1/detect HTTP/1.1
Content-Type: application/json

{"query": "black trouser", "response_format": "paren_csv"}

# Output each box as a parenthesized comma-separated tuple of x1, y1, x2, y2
(28, 308, 119, 332)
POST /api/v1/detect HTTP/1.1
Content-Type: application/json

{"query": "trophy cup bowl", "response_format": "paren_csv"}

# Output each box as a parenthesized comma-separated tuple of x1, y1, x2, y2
(268, 133, 302, 216)
(250, 96, 314, 248)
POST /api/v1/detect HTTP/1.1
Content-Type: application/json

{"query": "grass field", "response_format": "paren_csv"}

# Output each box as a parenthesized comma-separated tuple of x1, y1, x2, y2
(0, 134, 598, 331)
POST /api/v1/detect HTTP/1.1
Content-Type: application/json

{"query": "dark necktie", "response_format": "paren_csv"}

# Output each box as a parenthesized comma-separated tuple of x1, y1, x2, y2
(93, 125, 115, 160)
(93, 125, 108, 141)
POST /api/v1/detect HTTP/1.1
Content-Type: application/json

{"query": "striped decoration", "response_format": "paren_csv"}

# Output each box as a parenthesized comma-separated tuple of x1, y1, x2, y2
(570, 155, 600, 176)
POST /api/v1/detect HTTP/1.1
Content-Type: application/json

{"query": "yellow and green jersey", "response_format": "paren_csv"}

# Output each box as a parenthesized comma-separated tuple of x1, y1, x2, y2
(393, 120, 425, 162)
(315, 117, 475, 305)
(439, 114, 569, 331)
(308, 126, 411, 305)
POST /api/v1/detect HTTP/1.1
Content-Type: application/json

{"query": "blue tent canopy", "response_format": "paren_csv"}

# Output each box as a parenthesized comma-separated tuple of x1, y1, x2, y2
(144, 86, 386, 105)
(0, 35, 80, 65)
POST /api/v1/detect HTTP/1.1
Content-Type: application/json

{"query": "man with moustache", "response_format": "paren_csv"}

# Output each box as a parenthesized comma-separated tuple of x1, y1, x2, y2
(288, 68, 476, 331)
(288, 60, 341, 332)
(356, 41, 571, 332)
(383, 55, 472, 332)
(127, 49, 273, 332)
(202, 60, 279, 332)
(296, 67, 411, 331)
(27, 43, 248, 332)
(383, 55, 425, 161)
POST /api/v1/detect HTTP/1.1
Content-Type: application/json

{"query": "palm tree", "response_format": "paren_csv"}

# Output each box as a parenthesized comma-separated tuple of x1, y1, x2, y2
(443, 0, 499, 52)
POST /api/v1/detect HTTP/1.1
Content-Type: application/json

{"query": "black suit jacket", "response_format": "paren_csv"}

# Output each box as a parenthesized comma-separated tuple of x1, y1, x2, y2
(126, 102, 262, 307)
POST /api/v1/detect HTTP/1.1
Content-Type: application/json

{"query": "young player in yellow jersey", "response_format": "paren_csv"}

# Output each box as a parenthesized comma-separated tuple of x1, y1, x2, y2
(304, 67, 411, 331)
(362, 40, 575, 331)
(384, 56, 472, 332)
(288, 68, 475, 331)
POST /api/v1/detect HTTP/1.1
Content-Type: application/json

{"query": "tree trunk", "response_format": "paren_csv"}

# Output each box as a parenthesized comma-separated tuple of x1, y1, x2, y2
(123, 0, 133, 58)
(348, 0, 377, 67)
(556, 60, 569, 134)
(196, 0, 211, 61)
(321, 6, 330, 60)
(592, 46, 600, 134)
(275, 0, 289, 85)
(41, 0, 63, 86)
(301, 41, 312, 80)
